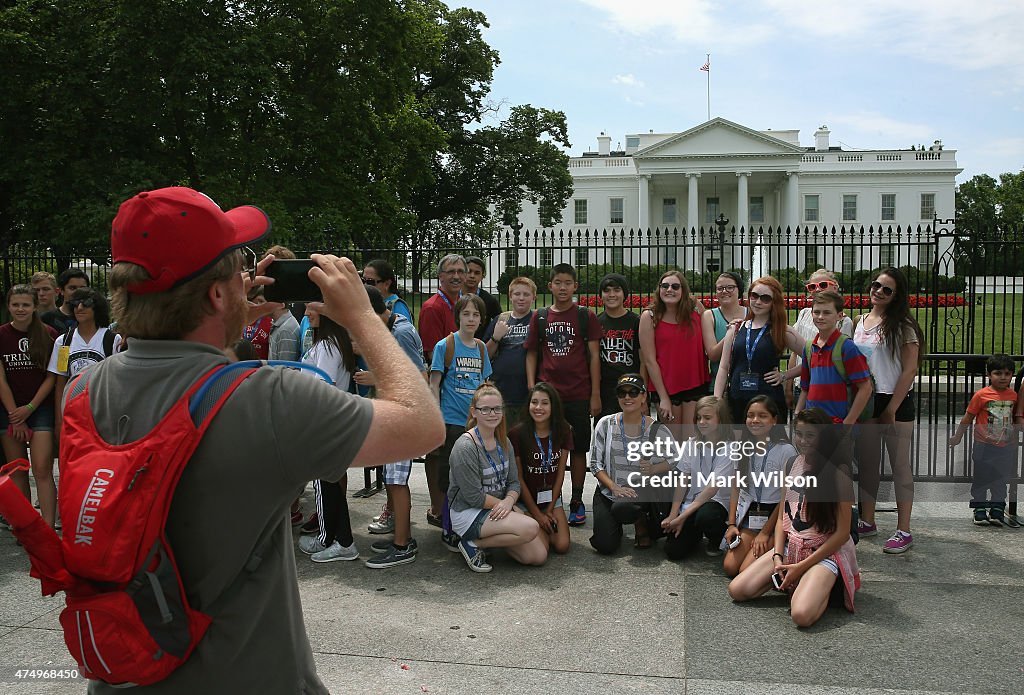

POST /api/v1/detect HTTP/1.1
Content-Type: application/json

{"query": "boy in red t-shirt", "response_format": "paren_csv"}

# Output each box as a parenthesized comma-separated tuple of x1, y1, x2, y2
(525, 264, 601, 526)
(949, 354, 1019, 527)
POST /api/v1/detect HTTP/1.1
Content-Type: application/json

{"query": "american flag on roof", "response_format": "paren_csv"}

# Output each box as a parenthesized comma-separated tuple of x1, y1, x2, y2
(700, 61, 710, 71)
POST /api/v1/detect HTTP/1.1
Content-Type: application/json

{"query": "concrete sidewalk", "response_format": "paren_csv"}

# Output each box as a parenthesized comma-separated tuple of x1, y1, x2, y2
(1, 475, 1022, 694)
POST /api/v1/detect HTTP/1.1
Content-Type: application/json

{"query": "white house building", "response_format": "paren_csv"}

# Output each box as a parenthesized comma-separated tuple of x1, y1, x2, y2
(508, 117, 961, 277)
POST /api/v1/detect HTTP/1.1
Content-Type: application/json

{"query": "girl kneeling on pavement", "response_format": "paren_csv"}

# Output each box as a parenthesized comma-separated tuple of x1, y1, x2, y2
(589, 373, 675, 554)
(723, 395, 796, 577)
(448, 383, 548, 573)
(662, 396, 735, 559)
(509, 382, 573, 555)
(727, 408, 860, 627)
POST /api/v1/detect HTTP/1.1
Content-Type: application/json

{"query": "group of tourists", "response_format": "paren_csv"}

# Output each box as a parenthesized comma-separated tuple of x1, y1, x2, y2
(3, 223, 1023, 636)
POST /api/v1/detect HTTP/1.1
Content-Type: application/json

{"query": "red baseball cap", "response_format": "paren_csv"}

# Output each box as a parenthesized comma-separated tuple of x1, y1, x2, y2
(111, 187, 271, 294)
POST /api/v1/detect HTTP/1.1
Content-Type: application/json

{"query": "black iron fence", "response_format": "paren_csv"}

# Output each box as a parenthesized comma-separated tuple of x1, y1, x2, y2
(2, 222, 1022, 493)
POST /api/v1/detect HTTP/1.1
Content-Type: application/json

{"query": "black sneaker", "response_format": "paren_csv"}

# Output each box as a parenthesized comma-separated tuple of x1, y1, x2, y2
(365, 540, 418, 569)
(973, 508, 989, 526)
(300, 512, 320, 535)
(988, 508, 1006, 527)
(372, 538, 419, 553)
(1005, 513, 1022, 529)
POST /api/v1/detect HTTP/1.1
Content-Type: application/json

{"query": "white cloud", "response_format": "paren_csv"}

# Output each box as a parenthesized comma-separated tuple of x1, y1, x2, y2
(828, 111, 933, 144)
(612, 73, 645, 87)
(576, 0, 1024, 78)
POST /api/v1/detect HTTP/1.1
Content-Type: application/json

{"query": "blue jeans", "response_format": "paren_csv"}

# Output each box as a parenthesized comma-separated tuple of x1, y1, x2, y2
(970, 442, 1017, 509)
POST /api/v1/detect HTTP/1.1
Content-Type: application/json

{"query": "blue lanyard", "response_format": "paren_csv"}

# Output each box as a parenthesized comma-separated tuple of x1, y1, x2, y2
(533, 431, 554, 473)
(744, 321, 768, 365)
(617, 414, 647, 451)
(474, 427, 506, 482)
(751, 441, 776, 505)
(436, 290, 455, 312)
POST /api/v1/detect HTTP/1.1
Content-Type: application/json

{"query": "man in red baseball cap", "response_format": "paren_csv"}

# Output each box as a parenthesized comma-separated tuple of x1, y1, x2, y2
(78, 187, 444, 693)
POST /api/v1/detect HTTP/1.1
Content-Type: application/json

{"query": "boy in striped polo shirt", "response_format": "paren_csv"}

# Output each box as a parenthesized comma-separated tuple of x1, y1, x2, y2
(795, 290, 873, 426)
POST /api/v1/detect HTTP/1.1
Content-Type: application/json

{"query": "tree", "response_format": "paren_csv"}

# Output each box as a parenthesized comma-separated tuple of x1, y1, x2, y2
(0, 0, 572, 270)
(954, 171, 1024, 275)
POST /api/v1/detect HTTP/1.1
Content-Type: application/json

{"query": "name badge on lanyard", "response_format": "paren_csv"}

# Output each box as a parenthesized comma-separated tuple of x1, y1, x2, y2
(740, 322, 768, 391)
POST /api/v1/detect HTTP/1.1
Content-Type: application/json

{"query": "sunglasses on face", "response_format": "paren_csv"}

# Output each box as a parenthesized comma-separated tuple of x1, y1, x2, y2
(660, 282, 682, 291)
(475, 406, 503, 415)
(870, 281, 895, 297)
(69, 298, 95, 309)
(616, 388, 642, 398)
(805, 280, 836, 292)
(748, 291, 774, 304)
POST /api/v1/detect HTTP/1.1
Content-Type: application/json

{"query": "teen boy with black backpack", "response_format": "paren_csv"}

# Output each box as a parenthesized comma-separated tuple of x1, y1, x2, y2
(525, 263, 601, 526)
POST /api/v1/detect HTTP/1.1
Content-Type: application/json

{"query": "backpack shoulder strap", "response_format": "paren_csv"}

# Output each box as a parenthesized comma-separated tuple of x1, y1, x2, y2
(102, 329, 116, 358)
(440, 334, 457, 388)
(577, 305, 589, 342)
(386, 313, 398, 333)
(475, 338, 486, 364)
(188, 363, 261, 427)
(831, 334, 849, 384)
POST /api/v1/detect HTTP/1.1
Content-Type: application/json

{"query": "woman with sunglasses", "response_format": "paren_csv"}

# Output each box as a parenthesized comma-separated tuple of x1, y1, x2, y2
(448, 383, 548, 572)
(640, 270, 708, 436)
(589, 374, 675, 553)
(714, 276, 804, 425)
(852, 268, 923, 554)
(0, 285, 57, 528)
(784, 270, 853, 410)
(47, 288, 121, 435)
(702, 272, 749, 384)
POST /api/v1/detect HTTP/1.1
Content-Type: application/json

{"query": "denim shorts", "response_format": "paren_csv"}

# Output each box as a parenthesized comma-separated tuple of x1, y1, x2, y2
(0, 401, 56, 433)
(460, 509, 491, 543)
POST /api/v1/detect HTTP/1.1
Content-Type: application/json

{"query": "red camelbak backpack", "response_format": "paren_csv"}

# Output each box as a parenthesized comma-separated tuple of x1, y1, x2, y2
(0, 361, 260, 686)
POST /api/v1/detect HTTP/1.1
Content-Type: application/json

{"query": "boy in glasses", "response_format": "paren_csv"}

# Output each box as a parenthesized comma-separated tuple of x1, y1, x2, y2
(525, 263, 602, 526)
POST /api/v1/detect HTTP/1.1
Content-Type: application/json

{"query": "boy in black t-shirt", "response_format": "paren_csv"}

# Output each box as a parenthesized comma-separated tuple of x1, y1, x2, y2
(596, 274, 646, 419)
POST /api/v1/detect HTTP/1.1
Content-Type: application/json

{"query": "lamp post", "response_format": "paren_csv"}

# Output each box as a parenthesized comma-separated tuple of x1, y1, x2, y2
(714, 213, 729, 273)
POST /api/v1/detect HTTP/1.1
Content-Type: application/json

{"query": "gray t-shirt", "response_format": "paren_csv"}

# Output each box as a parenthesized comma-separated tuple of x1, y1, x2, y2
(268, 312, 302, 362)
(84, 340, 373, 695)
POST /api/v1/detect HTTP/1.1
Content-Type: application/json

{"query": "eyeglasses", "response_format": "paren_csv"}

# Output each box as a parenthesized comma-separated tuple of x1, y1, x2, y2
(241, 246, 257, 283)
(616, 388, 642, 398)
(870, 281, 895, 297)
(659, 282, 682, 291)
(805, 280, 837, 292)
(716, 285, 738, 293)
(69, 298, 95, 309)
(475, 406, 504, 415)
(748, 291, 774, 304)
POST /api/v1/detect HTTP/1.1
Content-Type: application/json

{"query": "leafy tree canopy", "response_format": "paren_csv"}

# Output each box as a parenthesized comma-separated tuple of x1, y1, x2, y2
(0, 0, 572, 256)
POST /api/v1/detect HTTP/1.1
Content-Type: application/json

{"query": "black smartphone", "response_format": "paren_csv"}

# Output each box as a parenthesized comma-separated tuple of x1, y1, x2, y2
(263, 259, 321, 303)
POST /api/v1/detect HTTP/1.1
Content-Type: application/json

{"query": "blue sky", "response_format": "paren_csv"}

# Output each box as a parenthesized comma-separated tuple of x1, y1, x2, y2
(455, 0, 1024, 183)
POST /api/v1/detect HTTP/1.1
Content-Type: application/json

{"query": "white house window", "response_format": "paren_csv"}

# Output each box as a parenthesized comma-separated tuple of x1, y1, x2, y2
(842, 195, 858, 222)
(663, 198, 677, 225)
(505, 251, 517, 269)
(881, 194, 896, 221)
(918, 243, 936, 270)
(611, 246, 624, 265)
(920, 193, 936, 219)
(540, 247, 553, 267)
(575, 247, 588, 267)
(573, 199, 587, 225)
(749, 196, 765, 224)
(804, 245, 818, 269)
(705, 197, 720, 224)
(625, 136, 640, 149)
(804, 195, 819, 222)
(610, 198, 624, 225)
(842, 246, 856, 274)
(880, 244, 896, 268)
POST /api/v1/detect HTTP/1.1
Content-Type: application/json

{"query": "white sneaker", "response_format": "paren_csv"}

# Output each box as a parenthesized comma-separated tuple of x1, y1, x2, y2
(299, 536, 328, 555)
(312, 541, 360, 563)
(368, 505, 395, 534)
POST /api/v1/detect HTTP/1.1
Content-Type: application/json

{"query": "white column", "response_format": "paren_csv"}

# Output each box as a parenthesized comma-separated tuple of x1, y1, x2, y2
(786, 171, 800, 231)
(638, 175, 650, 231)
(687, 173, 700, 232)
(736, 171, 750, 232)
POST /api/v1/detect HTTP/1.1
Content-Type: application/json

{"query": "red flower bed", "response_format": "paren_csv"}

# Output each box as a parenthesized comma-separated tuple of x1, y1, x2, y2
(577, 294, 966, 309)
